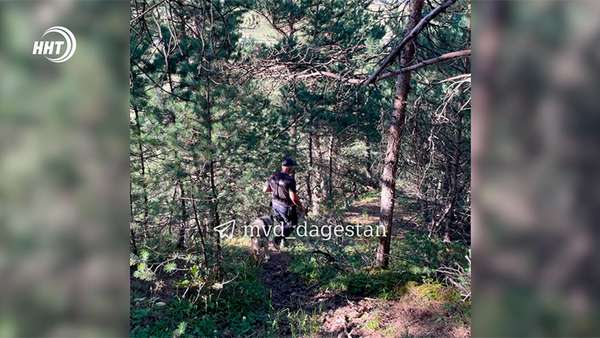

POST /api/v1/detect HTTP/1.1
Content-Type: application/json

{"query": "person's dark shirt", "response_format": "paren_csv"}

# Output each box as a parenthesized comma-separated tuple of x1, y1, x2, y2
(267, 172, 297, 207)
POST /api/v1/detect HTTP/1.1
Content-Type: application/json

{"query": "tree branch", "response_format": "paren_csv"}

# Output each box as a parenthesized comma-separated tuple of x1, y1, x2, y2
(292, 49, 470, 84)
(131, 0, 169, 26)
(375, 49, 470, 82)
(364, 0, 458, 85)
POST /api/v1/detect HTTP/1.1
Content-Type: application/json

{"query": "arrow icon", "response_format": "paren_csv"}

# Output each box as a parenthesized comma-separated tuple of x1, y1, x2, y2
(214, 220, 236, 239)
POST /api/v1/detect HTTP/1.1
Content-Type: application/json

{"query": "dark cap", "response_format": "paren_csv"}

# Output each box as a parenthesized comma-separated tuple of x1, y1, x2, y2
(281, 157, 297, 167)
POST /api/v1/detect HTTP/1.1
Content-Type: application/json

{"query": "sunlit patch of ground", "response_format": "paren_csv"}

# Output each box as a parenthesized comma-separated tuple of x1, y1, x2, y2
(344, 195, 381, 225)
(343, 194, 422, 239)
(318, 283, 470, 338)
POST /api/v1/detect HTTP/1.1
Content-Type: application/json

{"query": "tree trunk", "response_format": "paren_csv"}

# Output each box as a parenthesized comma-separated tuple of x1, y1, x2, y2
(176, 180, 188, 249)
(191, 190, 210, 269)
(208, 158, 223, 278)
(365, 135, 376, 184)
(306, 130, 313, 209)
(376, 0, 424, 269)
(327, 135, 335, 205)
(129, 179, 139, 256)
(204, 68, 223, 279)
(312, 133, 327, 215)
(167, 183, 177, 235)
(445, 114, 464, 239)
(133, 105, 149, 238)
(195, 8, 224, 278)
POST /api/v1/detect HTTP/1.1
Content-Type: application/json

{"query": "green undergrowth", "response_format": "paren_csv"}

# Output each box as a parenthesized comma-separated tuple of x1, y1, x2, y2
(288, 229, 468, 294)
(288, 241, 416, 299)
(130, 240, 271, 337)
(130, 238, 330, 337)
(286, 227, 470, 330)
(130, 224, 470, 337)
(392, 231, 469, 277)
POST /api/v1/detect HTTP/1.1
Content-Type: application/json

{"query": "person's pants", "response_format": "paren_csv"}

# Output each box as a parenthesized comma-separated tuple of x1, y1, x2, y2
(272, 204, 297, 246)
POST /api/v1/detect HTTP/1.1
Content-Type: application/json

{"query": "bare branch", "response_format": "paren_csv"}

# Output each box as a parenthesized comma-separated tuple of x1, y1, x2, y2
(364, 0, 458, 85)
(375, 49, 470, 82)
(131, 0, 168, 26)
(291, 49, 470, 84)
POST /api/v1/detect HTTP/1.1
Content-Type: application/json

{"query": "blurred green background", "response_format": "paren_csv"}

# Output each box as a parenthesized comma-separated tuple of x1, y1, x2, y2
(474, 0, 600, 336)
(0, 1, 129, 337)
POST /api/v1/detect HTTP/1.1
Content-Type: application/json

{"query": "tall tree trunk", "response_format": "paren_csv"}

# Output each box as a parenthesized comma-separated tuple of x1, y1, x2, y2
(376, 0, 424, 268)
(312, 133, 327, 215)
(191, 190, 210, 269)
(306, 130, 313, 210)
(327, 135, 335, 204)
(365, 135, 376, 185)
(290, 124, 297, 154)
(197, 7, 223, 278)
(176, 180, 188, 249)
(204, 67, 223, 279)
(167, 184, 178, 235)
(208, 158, 223, 278)
(133, 105, 149, 238)
(130, 179, 138, 256)
(445, 114, 464, 240)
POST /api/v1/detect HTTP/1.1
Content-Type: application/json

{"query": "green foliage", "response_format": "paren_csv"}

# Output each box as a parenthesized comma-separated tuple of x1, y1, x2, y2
(163, 262, 177, 273)
(364, 316, 381, 331)
(131, 299, 218, 338)
(345, 270, 411, 299)
(287, 309, 321, 338)
(287, 232, 470, 302)
(288, 254, 339, 287)
(130, 0, 471, 335)
(173, 321, 187, 337)
(131, 246, 269, 337)
(392, 231, 469, 279)
(408, 281, 448, 302)
(132, 250, 156, 282)
(288, 241, 410, 299)
(133, 263, 156, 282)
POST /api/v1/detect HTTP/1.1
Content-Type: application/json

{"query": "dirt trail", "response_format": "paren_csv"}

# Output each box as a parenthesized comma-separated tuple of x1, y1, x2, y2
(261, 251, 310, 311)
(259, 198, 470, 337)
(261, 251, 470, 337)
(343, 195, 419, 233)
(260, 250, 348, 312)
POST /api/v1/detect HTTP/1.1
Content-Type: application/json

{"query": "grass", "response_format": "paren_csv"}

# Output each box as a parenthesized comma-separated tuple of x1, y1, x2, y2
(287, 309, 322, 338)
(130, 238, 331, 337)
(131, 240, 272, 337)
(130, 298, 220, 337)
(364, 316, 382, 330)
(287, 227, 468, 296)
(131, 211, 470, 336)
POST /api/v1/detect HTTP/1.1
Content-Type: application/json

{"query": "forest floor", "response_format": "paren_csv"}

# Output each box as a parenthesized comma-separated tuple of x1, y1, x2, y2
(259, 196, 470, 337)
(130, 194, 470, 337)
(262, 251, 469, 337)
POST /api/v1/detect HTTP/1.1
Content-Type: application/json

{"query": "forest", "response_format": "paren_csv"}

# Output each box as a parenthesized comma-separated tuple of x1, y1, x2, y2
(129, 0, 471, 336)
